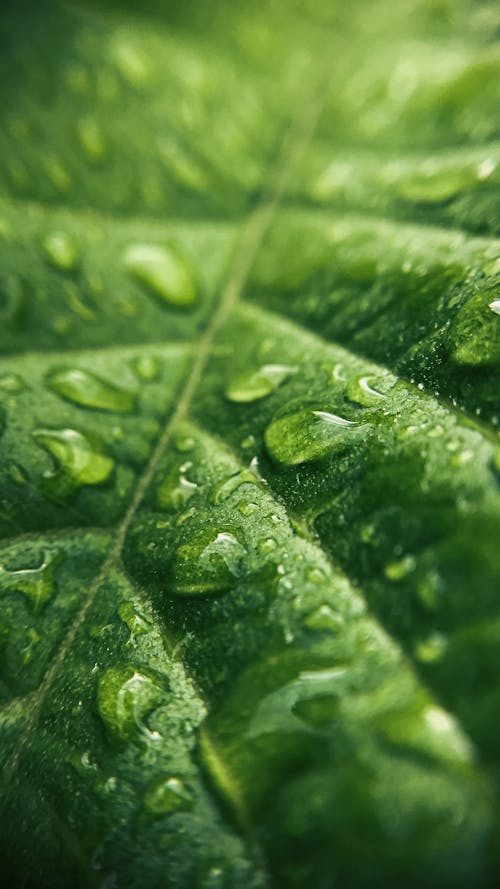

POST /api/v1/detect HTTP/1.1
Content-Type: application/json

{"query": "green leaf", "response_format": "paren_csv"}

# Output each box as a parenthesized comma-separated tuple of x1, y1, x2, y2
(0, 0, 499, 886)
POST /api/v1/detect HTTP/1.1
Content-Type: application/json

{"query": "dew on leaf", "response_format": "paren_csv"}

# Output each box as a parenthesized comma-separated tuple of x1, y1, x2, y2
(157, 463, 198, 512)
(0, 373, 25, 393)
(131, 354, 160, 381)
(210, 467, 260, 505)
(415, 633, 448, 663)
(47, 367, 135, 413)
(33, 427, 114, 500)
(124, 243, 196, 308)
(77, 117, 107, 160)
(304, 604, 344, 632)
(225, 364, 297, 403)
(347, 375, 385, 406)
(173, 529, 246, 596)
(118, 602, 153, 645)
(42, 231, 79, 271)
(257, 537, 277, 555)
(265, 406, 363, 466)
(0, 549, 60, 611)
(97, 665, 167, 742)
(143, 776, 193, 815)
(489, 299, 500, 315)
(384, 554, 417, 581)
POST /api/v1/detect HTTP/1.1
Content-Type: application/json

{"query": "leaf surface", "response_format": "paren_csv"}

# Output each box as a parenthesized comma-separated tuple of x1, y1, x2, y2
(0, 1, 499, 887)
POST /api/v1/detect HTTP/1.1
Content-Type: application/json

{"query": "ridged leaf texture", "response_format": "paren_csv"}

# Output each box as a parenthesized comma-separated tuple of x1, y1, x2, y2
(0, 1, 499, 886)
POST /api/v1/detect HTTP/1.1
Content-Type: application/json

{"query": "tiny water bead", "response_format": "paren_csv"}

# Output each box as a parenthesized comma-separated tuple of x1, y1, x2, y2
(415, 633, 448, 664)
(384, 554, 417, 581)
(118, 602, 153, 645)
(157, 463, 198, 512)
(304, 604, 344, 633)
(225, 364, 297, 403)
(98, 665, 168, 742)
(265, 406, 364, 466)
(347, 375, 385, 406)
(42, 231, 79, 271)
(47, 367, 136, 413)
(124, 243, 197, 308)
(173, 529, 246, 595)
(210, 467, 260, 505)
(489, 299, 500, 315)
(33, 427, 114, 500)
(77, 117, 107, 161)
(143, 776, 193, 816)
(0, 373, 25, 393)
(131, 354, 160, 381)
(0, 550, 60, 611)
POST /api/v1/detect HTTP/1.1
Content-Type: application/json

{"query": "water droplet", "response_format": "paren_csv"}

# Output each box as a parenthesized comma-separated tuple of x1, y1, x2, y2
(124, 244, 196, 308)
(112, 37, 150, 86)
(143, 776, 193, 815)
(131, 355, 160, 381)
(347, 375, 384, 406)
(174, 433, 195, 453)
(395, 164, 475, 203)
(265, 406, 363, 466)
(237, 499, 258, 516)
(118, 602, 153, 645)
(415, 632, 448, 663)
(42, 231, 79, 271)
(0, 550, 60, 611)
(47, 367, 135, 413)
(304, 604, 343, 632)
(77, 117, 106, 160)
(173, 529, 246, 596)
(98, 665, 167, 742)
(384, 554, 417, 581)
(417, 571, 443, 611)
(157, 463, 197, 512)
(8, 462, 29, 485)
(210, 467, 260, 505)
(226, 364, 297, 403)
(247, 667, 348, 739)
(0, 373, 24, 393)
(33, 428, 114, 500)
(489, 299, 500, 315)
(257, 537, 277, 555)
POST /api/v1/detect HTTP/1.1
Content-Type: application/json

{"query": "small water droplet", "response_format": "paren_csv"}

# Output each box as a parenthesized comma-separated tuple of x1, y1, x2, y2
(257, 537, 277, 555)
(347, 375, 385, 406)
(42, 231, 79, 271)
(98, 665, 167, 742)
(33, 427, 114, 500)
(210, 467, 259, 505)
(489, 299, 500, 315)
(77, 117, 106, 160)
(265, 406, 364, 466)
(0, 550, 60, 611)
(304, 604, 343, 632)
(143, 776, 193, 815)
(118, 602, 153, 645)
(415, 632, 448, 663)
(131, 355, 160, 381)
(173, 529, 246, 596)
(124, 244, 196, 308)
(47, 367, 135, 413)
(384, 554, 417, 581)
(226, 364, 297, 403)
(157, 463, 198, 512)
(8, 462, 29, 485)
(237, 499, 258, 516)
(395, 164, 475, 203)
(0, 373, 24, 393)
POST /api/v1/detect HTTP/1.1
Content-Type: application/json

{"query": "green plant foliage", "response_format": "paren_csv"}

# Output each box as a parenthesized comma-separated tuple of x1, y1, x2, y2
(0, 0, 499, 886)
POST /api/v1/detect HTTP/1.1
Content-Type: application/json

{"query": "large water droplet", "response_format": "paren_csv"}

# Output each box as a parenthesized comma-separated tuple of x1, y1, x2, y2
(0, 550, 60, 611)
(265, 407, 363, 466)
(489, 299, 500, 315)
(157, 462, 198, 512)
(47, 367, 135, 413)
(42, 231, 79, 270)
(33, 428, 114, 500)
(173, 529, 246, 595)
(143, 776, 193, 815)
(124, 244, 196, 308)
(226, 364, 297, 403)
(98, 665, 167, 742)
(247, 667, 348, 739)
